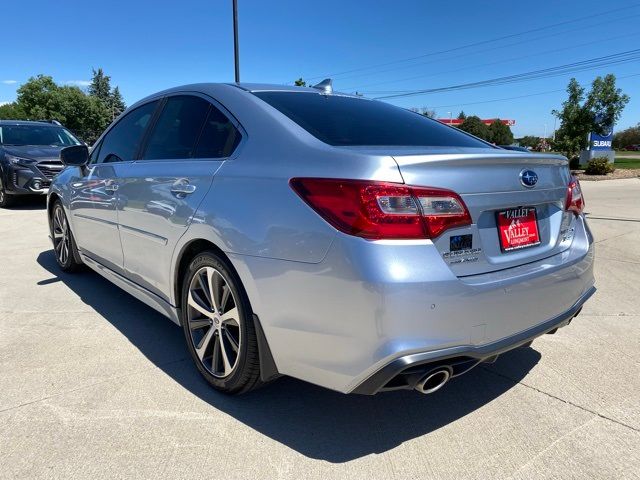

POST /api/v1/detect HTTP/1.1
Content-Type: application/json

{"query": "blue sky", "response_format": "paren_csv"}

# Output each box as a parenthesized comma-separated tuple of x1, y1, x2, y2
(1, 0, 639, 137)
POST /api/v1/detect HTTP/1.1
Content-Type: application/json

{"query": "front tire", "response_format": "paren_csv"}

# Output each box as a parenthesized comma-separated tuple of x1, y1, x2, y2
(50, 201, 83, 272)
(181, 252, 261, 394)
(0, 177, 15, 208)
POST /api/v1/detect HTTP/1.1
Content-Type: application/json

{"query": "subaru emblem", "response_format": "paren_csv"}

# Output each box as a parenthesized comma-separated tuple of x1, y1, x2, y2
(520, 169, 538, 188)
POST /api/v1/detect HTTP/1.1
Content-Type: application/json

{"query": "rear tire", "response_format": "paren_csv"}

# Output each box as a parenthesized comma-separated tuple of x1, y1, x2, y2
(0, 177, 15, 208)
(50, 201, 83, 272)
(181, 251, 261, 394)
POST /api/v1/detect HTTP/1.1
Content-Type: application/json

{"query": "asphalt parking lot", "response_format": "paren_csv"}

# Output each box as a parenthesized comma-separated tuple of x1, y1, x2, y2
(1, 179, 639, 480)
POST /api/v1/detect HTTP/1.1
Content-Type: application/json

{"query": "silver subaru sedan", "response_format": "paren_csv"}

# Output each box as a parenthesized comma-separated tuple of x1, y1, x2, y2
(47, 82, 595, 395)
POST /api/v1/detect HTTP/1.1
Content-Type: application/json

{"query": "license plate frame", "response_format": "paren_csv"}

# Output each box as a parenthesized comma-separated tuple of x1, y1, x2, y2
(496, 206, 541, 252)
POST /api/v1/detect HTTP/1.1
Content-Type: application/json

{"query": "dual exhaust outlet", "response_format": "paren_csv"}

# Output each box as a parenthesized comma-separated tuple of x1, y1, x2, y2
(414, 367, 452, 394)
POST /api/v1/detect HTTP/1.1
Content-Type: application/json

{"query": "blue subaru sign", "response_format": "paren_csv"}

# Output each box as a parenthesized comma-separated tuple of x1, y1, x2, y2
(590, 131, 613, 151)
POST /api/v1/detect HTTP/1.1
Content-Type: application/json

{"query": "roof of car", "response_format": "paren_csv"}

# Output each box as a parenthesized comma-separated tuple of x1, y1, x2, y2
(0, 120, 61, 126)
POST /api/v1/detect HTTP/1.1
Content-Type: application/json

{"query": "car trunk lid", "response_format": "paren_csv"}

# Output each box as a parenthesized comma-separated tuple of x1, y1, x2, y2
(390, 149, 574, 276)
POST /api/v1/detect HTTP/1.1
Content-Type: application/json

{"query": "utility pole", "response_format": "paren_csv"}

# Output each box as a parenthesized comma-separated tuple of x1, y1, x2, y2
(233, 0, 240, 83)
(448, 111, 452, 125)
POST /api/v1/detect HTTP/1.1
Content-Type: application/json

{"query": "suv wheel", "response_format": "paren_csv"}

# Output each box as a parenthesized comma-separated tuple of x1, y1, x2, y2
(0, 177, 14, 208)
(181, 252, 261, 394)
(51, 201, 83, 272)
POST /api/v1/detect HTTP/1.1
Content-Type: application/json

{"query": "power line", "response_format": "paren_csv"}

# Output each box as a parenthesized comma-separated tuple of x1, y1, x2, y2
(343, 28, 640, 92)
(371, 49, 640, 100)
(301, 3, 640, 82)
(338, 13, 640, 88)
(418, 72, 640, 110)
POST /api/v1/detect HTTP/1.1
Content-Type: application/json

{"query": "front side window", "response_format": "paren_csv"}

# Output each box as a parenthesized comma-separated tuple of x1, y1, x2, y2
(253, 92, 492, 148)
(142, 96, 211, 160)
(97, 101, 158, 163)
(0, 125, 80, 146)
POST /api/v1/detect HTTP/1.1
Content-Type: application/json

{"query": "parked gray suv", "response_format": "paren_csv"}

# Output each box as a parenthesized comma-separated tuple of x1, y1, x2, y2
(47, 83, 595, 395)
(0, 120, 80, 207)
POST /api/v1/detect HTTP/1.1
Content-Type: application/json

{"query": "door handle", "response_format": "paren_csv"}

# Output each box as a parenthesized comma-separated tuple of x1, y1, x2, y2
(171, 179, 196, 197)
(104, 182, 119, 193)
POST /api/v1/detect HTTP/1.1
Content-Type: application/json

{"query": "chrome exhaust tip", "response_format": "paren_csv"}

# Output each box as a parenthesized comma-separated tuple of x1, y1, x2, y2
(414, 368, 451, 394)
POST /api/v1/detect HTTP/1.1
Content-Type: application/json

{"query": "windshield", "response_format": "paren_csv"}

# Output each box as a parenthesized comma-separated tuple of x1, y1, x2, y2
(0, 125, 81, 146)
(253, 92, 491, 148)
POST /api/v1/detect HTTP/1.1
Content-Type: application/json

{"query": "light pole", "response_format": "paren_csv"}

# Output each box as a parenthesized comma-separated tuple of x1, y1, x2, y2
(233, 0, 240, 83)
(448, 111, 452, 125)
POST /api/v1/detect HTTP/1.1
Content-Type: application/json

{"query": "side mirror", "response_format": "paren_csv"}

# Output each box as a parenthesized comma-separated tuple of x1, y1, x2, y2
(60, 145, 89, 167)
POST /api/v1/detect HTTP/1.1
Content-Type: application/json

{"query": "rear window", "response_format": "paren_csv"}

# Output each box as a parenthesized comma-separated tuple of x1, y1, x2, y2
(253, 92, 490, 148)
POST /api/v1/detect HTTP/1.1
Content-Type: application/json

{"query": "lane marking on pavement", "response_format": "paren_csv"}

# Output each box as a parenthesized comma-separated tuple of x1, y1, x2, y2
(586, 216, 640, 223)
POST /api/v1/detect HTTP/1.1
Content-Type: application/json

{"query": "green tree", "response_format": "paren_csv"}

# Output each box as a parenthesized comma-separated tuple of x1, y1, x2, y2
(585, 74, 630, 135)
(517, 135, 541, 148)
(0, 102, 27, 120)
(88, 68, 112, 103)
(552, 75, 629, 158)
(16, 75, 110, 143)
(613, 124, 640, 149)
(457, 110, 466, 120)
(294, 78, 306, 86)
(110, 86, 126, 120)
(488, 119, 514, 145)
(458, 115, 491, 141)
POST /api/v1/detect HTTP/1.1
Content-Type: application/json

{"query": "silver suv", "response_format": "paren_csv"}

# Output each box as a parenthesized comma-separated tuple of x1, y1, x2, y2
(48, 83, 595, 395)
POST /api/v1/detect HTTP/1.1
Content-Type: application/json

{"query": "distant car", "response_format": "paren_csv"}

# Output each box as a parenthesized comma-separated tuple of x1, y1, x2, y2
(500, 145, 530, 152)
(48, 83, 594, 395)
(0, 120, 81, 207)
(623, 144, 640, 151)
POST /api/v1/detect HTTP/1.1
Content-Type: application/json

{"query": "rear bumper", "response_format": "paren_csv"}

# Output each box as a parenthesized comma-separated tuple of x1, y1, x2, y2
(230, 214, 595, 394)
(352, 285, 595, 394)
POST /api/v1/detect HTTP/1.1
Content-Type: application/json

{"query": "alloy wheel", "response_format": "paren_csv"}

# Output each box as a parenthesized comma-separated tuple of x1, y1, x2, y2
(52, 206, 71, 265)
(187, 266, 241, 378)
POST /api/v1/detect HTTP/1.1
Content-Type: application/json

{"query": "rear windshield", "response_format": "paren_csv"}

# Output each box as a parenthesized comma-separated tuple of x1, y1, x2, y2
(253, 92, 490, 148)
(0, 125, 80, 146)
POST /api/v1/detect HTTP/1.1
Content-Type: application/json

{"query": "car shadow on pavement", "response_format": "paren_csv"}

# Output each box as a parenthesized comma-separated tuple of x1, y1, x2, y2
(4, 196, 47, 210)
(37, 249, 541, 463)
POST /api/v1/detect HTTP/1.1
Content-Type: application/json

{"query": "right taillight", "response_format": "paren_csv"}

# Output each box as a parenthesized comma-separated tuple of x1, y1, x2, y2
(289, 178, 471, 240)
(565, 175, 584, 215)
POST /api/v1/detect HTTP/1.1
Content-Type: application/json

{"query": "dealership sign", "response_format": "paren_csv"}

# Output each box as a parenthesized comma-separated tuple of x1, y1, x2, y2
(590, 131, 613, 150)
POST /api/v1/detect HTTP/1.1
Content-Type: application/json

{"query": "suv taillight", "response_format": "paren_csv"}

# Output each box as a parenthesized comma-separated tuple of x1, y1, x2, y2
(289, 178, 471, 239)
(565, 176, 584, 215)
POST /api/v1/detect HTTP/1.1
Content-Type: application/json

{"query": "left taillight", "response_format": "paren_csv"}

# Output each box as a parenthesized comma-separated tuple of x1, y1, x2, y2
(565, 175, 585, 215)
(289, 178, 471, 240)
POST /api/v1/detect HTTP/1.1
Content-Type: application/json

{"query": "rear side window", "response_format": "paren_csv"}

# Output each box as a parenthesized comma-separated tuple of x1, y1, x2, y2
(142, 95, 210, 160)
(253, 92, 491, 148)
(194, 106, 240, 158)
(97, 101, 158, 163)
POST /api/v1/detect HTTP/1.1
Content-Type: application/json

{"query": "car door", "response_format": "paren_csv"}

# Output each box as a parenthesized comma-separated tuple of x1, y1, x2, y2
(116, 93, 242, 301)
(69, 100, 159, 274)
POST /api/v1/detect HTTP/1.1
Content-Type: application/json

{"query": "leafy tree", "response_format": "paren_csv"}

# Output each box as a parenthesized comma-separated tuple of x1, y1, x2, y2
(585, 74, 630, 135)
(613, 124, 640, 149)
(488, 119, 514, 145)
(15, 75, 110, 143)
(517, 135, 541, 148)
(552, 75, 629, 158)
(457, 110, 466, 120)
(0, 102, 27, 120)
(458, 115, 490, 141)
(294, 78, 306, 86)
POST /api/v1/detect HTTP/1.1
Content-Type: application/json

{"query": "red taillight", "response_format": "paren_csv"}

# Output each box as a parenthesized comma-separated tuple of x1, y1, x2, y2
(565, 176, 584, 215)
(289, 178, 471, 240)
